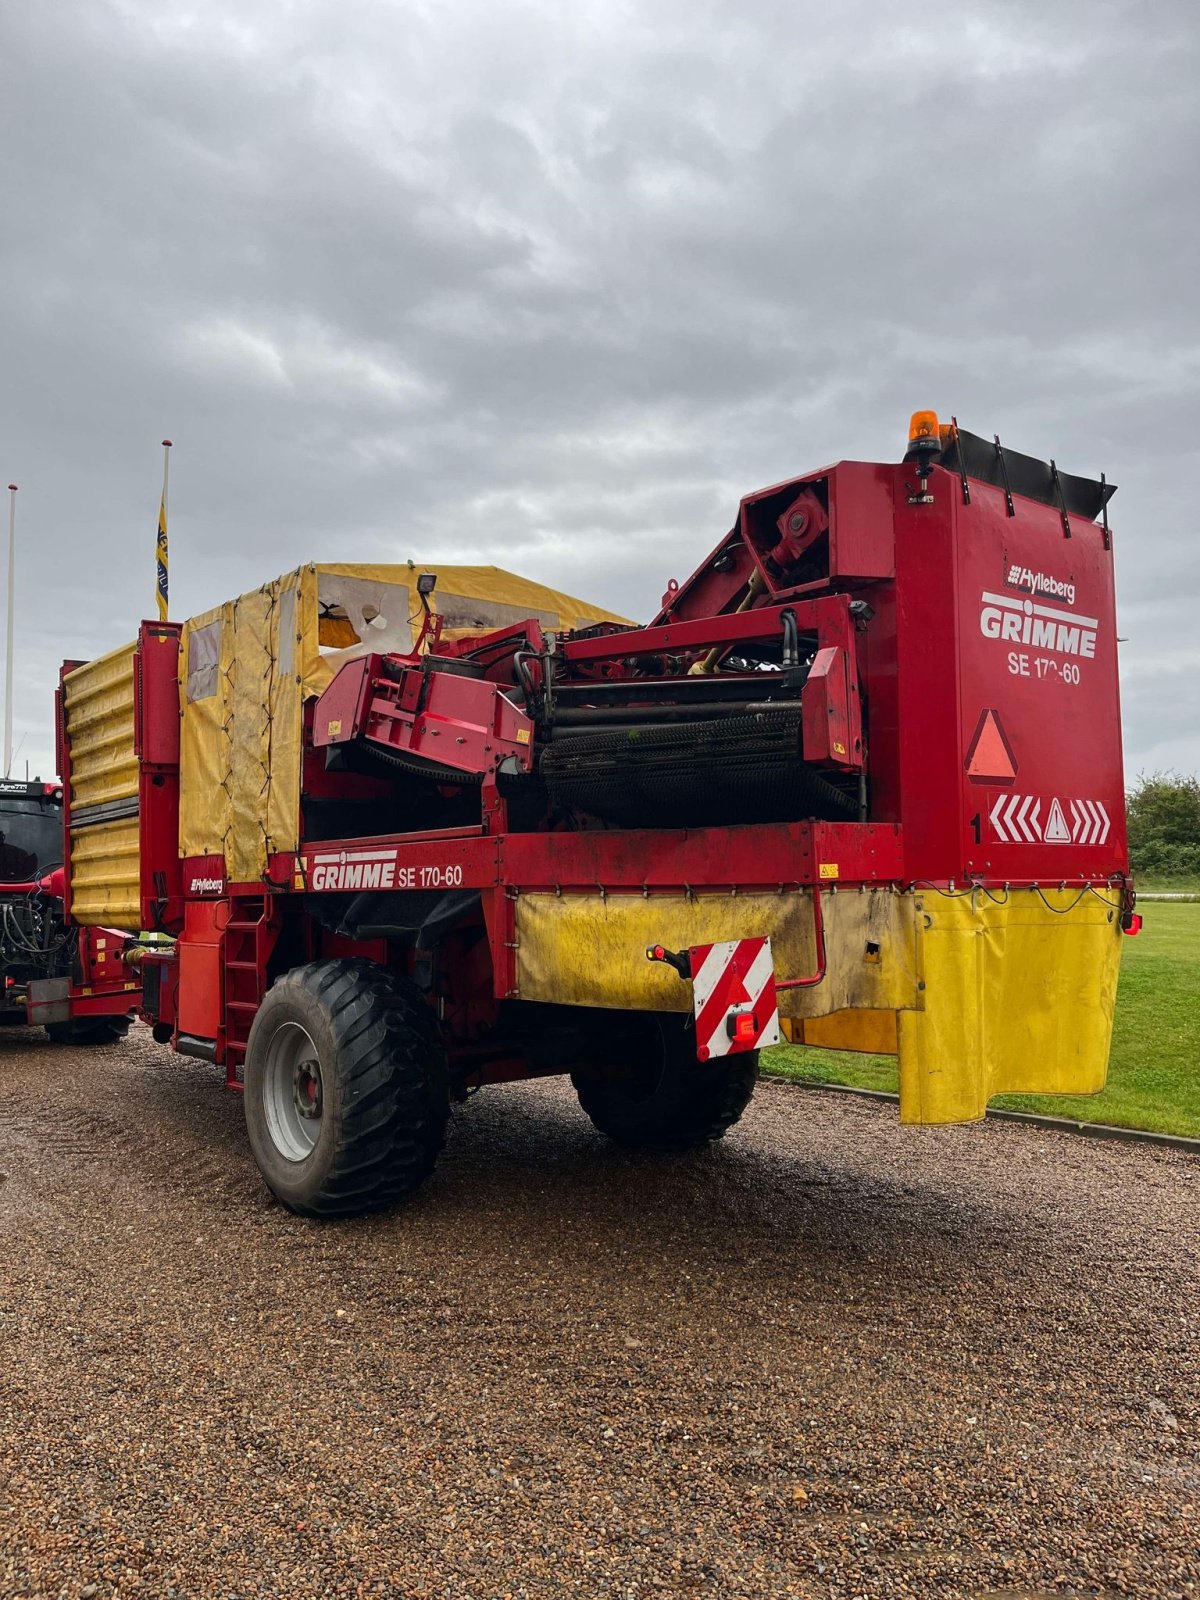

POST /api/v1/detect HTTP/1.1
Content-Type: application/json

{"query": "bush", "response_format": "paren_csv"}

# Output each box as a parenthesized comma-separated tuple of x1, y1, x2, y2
(1126, 773, 1200, 879)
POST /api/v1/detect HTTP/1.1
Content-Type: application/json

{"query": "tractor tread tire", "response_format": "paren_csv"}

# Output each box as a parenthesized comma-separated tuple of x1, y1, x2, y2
(244, 959, 448, 1219)
(46, 1016, 132, 1047)
(571, 1019, 758, 1149)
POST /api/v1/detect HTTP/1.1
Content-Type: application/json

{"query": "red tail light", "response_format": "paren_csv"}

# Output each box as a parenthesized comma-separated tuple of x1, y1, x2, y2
(728, 1010, 758, 1042)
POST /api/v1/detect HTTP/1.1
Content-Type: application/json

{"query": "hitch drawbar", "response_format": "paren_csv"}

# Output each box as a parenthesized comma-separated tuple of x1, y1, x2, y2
(648, 937, 782, 1060)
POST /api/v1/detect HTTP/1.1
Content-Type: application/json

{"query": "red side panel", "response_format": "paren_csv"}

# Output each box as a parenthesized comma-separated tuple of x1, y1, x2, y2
(953, 479, 1125, 880)
(177, 899, 224, 1038)
(315, 654, 535, 779)
(827, 461, 896, 581)
(801, 646, 863, 769)
(134, 623, 184, 933)
(891, 465, 1125, 883)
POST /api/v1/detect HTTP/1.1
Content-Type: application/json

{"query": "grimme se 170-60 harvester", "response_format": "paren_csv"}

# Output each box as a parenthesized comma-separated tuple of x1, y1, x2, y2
(58, 414, 1135, 1216)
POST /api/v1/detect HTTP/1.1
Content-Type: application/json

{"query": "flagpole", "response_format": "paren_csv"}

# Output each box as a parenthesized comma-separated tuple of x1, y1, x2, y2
(157, 439, 171, 621)
(4, 484, 16, 778)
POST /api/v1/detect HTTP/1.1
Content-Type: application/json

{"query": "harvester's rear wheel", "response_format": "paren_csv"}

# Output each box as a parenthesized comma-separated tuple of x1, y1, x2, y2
(45, 1016, 132, 1047)
(571, 1014, 757, 1149)
(244, 960, 448, 1219)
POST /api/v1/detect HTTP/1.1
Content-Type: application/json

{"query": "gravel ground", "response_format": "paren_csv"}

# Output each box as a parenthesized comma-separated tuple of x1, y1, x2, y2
(0, 1024, 1197, 1600)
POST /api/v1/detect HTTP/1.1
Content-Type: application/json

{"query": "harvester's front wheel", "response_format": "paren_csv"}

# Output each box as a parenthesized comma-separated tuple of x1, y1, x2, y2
(46, 1015, 132, 1047)
(571, 1014, 757, 1149)
(244, 960, 449, 1219)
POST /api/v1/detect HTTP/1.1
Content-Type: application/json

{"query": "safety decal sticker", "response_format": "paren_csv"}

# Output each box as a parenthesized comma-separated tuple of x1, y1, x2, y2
(988, 794, 1111, 845)
(689, 936, 781, 1061)
(965, 708, 1018, 785)
(301, 846, 467, 891)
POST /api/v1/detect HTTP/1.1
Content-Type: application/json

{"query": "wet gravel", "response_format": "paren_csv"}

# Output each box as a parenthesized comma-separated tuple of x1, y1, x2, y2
(0, 1023, 1197, 1599)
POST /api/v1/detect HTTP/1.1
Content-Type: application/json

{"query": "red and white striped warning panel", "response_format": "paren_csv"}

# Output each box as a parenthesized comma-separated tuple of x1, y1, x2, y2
(689, 936, 780, 1061)
(988, 793, 1111, 845)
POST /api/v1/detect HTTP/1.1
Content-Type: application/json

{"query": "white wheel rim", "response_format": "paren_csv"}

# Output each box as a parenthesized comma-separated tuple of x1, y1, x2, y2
(262, 1022, 324, 1162)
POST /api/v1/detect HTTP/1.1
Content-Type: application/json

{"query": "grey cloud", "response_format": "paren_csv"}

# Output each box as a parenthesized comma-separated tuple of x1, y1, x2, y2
(0, 0, 1197, 781)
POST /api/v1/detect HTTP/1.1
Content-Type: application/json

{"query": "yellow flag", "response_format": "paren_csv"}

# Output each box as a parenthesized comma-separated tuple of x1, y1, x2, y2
(156, 440, 171, 620)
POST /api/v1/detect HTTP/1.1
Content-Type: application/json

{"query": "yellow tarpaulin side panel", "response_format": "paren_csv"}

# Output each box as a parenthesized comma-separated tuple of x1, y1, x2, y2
(300, 563, 630, 692)
(796, 1008, 900, 1054)
(181, 561, 628, 880)
(514, 889, 920, 1019)
(296, 563, 328, 697)
(178, 601, 233, 861)
(418, 563, 631, 638)
(312, 561, 626, 631)
(266, 569, 304, 863)
(63, 641, 138, 812)
(69, 817, 140, 928)
(226, 585, 276, 883)
(898, 887, 1122, 1124)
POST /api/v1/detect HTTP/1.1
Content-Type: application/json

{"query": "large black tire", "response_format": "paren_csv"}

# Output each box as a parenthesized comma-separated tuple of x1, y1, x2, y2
(571, 1014, 758, 1149)
(244, 959, 448, 1219)
(46, 1015, 132, 1047)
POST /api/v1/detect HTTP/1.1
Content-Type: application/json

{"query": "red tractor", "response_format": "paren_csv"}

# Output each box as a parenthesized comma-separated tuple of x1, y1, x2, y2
(0, 778, 135, 1042)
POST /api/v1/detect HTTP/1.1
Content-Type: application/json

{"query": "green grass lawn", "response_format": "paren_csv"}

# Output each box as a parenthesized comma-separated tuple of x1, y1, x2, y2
(763, 901, 1200, 1137)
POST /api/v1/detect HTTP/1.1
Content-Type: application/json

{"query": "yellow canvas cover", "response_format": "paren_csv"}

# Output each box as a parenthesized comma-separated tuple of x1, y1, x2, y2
(178, 562, 627, 882)
(896, 886, 1122, 1122)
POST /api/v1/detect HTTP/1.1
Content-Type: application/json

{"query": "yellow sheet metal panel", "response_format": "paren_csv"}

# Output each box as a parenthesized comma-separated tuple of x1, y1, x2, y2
(797, 1008, 899, 1054)
(514, 888, 919, 1019)
(897, 887, 1122, 1124)
(68, 816, 140, 929)
(62, 641, 138, 811)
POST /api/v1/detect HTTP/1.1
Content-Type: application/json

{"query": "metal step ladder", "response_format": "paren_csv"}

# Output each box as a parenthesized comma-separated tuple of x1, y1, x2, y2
(222, 896, 274, 1090)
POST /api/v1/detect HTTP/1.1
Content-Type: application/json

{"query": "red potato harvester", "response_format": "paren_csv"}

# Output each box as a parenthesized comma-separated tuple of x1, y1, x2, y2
(56, 414, 1134, 1217)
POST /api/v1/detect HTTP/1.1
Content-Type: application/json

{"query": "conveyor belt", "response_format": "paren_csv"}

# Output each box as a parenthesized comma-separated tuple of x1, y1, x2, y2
(539, 705, 856, 827)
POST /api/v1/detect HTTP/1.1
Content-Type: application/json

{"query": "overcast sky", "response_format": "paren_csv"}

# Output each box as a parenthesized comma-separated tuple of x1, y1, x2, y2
(1, 0, 1197, 782)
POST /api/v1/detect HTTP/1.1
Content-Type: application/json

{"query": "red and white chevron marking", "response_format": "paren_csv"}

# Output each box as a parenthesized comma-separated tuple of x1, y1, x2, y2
(1068, 798, 1112, 845)
(689, 936, 780, 1061)
(988, 793, 1043, 842)
(988, 793, 1111, 845)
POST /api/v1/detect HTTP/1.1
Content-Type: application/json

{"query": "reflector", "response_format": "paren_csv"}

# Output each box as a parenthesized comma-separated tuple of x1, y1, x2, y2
(728, 1010, 759, 1042)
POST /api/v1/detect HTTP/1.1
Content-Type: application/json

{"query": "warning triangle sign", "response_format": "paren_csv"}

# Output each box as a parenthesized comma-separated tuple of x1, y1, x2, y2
(965, 708, 1017, 785)
(1044, 797, 1071, 843)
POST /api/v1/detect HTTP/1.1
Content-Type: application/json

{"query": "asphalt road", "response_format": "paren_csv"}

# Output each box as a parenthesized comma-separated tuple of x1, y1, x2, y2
(1, 1025, 1197, 1599)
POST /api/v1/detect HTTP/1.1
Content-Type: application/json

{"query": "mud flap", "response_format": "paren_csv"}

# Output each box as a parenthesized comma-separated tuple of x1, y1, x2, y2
(28, 977, 70, 1025)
